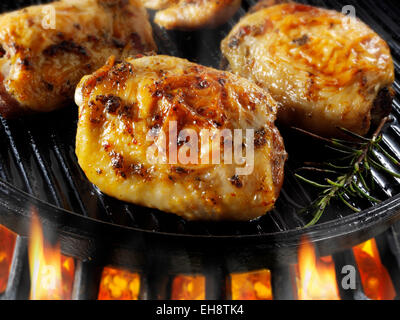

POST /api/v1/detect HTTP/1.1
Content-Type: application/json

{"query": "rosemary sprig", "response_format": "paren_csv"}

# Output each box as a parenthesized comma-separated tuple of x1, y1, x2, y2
(294, 116, 400, 228)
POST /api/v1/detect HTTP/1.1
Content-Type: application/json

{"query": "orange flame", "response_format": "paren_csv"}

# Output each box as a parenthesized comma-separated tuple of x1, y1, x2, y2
(0, 225, 17, 294)
(231, 270, 273, 300)
(28, 214, 75, 300)
(171, 275, 205, 300)
(296, 237, 340, 300)
(353, 239, 395, 300)
(98, 266, 140, 300)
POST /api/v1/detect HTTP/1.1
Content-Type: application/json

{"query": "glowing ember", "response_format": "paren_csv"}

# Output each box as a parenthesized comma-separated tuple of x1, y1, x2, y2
(231, 270, 273, 300)
(28, 213, 75, 300)
(98, 267, 140, 300)
(61, 256, 75, 300)
(296, 237, 340, 300)
(0, 225, 17, 294)
(171, 275, 205, 300)
(353, 239, 395, 300)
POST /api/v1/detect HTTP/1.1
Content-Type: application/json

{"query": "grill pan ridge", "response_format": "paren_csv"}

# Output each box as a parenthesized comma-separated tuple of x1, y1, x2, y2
(0, 0, 400, 254)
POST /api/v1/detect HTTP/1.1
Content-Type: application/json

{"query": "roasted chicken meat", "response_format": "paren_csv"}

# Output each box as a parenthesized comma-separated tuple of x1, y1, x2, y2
(75, 55, 287, 221)
(143, 0, 241, 30)
(221, 3, 395, 137)
(0, 0, 156, 118)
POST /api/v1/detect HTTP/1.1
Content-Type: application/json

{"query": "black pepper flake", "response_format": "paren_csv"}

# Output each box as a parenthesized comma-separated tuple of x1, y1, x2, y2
(102, 142, 111, 151)
(292, 34, 310, 46)
(218, 78, 226, 86)
(119, 105, 133, 119)
(177, 135, 188, 147)
(20, 58, 31, 69)
(152, 89, 163, 98)
(43, 81, 54, 91)
(254, 128, 268, 148)
(110, 151, 124, 169)
(213, 121, 222, 128)
(229, 175, 243, 188)
(173, 166, 188, 174)
(197, 79, 209, 89)
(130, 163, 147, 177)
(94, 95, 122, 114)
(228, 37, 240, 48)
(105, 95, 122, 113)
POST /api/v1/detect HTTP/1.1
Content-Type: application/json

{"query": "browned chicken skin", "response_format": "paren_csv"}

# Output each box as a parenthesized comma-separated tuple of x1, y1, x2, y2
(221, 3, 395, 137)
(75, 55, 287, 221)
(142, 0, 241, 30)
(0, 0, 156, 118)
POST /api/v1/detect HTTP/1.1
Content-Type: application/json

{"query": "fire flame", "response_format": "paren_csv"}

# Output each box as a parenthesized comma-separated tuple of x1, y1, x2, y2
(171, 275, 205, 300)
(98, 266, 140, 300)
(231, 270, 273, 300)
(28, 213, 75, 300)
(0, 225, 17, 294)
(296, 237, 340, 300)
(353, 239, 395, 300)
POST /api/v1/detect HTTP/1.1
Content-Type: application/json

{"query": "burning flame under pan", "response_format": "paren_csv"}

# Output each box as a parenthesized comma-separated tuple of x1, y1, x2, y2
(0, 0, 400, 270)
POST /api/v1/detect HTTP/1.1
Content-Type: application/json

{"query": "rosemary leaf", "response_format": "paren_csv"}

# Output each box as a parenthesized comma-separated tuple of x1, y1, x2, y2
(351, 181, 381, 203)
(294, 174, 331, 188)
(296, 167, 339, 174)
(325, 162, 352, 170)
(337, 127, 371, 142)
(369, 158, 400, 178)
(294, 117, 396, 228)
(375, 144, 400, 166)
(326, 178, 344, 188)
(356, 171, 370, 191)
(338, 193, 361, 212)
(325, 145, 354, 155)
(304, 200, 329, 228)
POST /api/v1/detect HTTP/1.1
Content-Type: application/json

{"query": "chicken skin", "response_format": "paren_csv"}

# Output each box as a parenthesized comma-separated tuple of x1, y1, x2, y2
(143, 0, 241, 30)
(221, 3, 395, 137)
(75, 55, 287, 221)
(0, 0, 156, 118)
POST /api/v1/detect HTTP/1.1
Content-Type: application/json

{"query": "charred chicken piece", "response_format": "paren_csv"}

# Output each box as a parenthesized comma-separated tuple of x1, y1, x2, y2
(221, 3, 395, 137)
(143, 0, 241, 30)
(0, 0, 156, 118)
(75, 55, 287, 221)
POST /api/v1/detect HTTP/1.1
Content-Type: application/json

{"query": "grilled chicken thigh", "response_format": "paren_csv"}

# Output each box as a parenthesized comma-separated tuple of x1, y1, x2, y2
(221, 3, 395, 137)
(75, 55, 287, 221)
(0, 0, 156, 118)
(144, 0, 241, 30)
